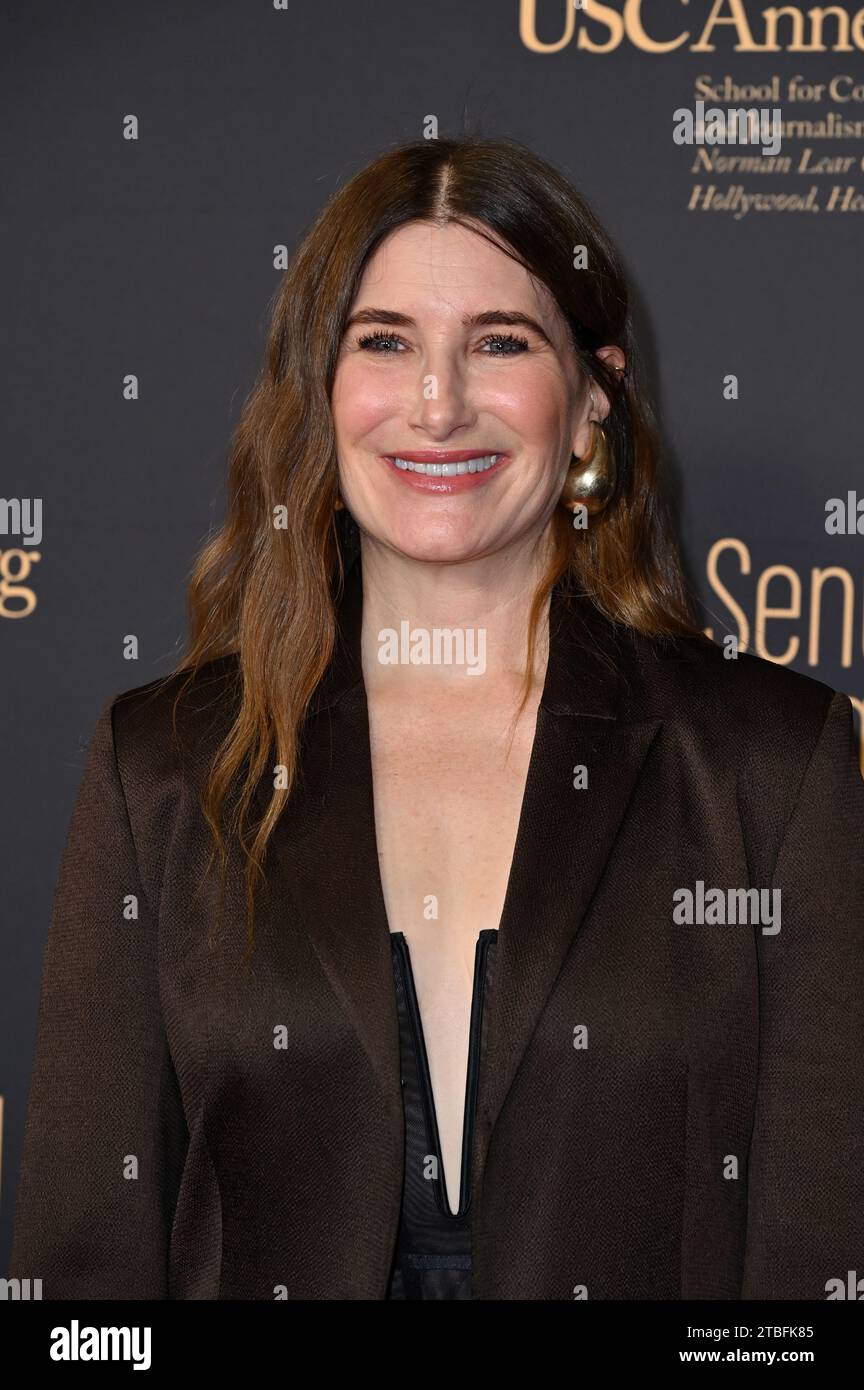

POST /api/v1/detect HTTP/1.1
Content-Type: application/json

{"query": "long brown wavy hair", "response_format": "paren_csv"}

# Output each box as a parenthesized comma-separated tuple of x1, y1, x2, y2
(164, 135, 703, 958)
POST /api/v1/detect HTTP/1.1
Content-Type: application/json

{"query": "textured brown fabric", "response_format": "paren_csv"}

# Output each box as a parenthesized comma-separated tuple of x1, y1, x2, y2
(9, 552, 864, 1299)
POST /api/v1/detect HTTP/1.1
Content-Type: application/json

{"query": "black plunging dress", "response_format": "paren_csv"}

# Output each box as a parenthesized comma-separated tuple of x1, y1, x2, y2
(386, 930, 499, 1300)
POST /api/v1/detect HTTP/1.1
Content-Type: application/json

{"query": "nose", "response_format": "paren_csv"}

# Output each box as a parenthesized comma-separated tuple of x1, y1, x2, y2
(407, 348, 476, 439)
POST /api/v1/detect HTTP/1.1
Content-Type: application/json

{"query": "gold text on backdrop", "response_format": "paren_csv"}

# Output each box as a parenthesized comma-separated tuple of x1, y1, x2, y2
(520, 0, 864, 55)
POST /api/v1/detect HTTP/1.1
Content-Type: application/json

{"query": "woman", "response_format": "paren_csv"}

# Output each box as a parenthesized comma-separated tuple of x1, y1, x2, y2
(10, 136, 863, 1301)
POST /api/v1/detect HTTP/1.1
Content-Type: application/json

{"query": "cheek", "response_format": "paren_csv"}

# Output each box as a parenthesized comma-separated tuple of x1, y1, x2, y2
(482, 369, 570, 443)
(332, 361, 398, 442)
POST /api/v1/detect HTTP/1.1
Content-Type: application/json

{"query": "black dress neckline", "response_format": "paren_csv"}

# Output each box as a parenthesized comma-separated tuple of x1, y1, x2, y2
(389, 930, 499, 1220)
(386, 930, 499, 1299)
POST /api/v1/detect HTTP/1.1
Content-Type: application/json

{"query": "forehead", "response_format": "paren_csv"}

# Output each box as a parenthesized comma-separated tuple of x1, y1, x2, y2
(352, 220, 559, 323)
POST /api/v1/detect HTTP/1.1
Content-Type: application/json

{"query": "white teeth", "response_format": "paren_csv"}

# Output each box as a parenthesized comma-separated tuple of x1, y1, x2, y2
(391, 453, 502, 475)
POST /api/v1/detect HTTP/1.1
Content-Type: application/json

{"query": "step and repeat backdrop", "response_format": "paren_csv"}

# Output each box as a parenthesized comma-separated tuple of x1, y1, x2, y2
(1, 0, 862, 1272)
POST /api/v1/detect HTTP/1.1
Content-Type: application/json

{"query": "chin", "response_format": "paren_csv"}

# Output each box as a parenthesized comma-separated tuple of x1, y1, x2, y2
(374, 521, 495, 566)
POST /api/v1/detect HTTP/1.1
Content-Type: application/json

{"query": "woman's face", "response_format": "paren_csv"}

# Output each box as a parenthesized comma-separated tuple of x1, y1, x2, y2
(331, 219, 598, 565)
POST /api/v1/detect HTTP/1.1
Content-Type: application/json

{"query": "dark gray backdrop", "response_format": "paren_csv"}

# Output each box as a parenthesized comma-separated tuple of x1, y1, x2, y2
(2, 0, 862, 1272)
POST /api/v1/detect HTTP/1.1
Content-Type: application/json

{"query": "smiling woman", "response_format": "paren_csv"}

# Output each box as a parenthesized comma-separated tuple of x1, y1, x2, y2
(332, 222, 607, 525)
(9, 135, 864, 1302)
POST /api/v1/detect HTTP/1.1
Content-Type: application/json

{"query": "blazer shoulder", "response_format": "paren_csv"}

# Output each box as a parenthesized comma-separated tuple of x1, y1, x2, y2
(623, 631, 854, 872)
(105, 653, 242, 794)
(640, 629, 835, 718)
(627, 627, 841, 773)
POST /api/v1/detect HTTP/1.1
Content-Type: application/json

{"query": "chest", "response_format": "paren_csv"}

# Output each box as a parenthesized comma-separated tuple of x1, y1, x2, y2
(366, 685, 541, 1214)
(367, 690, 539, 956)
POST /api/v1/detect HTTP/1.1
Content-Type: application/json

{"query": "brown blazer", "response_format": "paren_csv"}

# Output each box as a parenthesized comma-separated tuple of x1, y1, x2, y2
(10, 551, 864, 1300)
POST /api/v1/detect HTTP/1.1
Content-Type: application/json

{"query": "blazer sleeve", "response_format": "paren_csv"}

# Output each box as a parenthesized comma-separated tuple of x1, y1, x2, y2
(8, 695, 189, 1299)
(741, 690, 864, 1299)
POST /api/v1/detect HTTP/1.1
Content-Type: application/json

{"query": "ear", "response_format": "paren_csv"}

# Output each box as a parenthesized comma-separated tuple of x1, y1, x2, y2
(570, 346, 626, 456)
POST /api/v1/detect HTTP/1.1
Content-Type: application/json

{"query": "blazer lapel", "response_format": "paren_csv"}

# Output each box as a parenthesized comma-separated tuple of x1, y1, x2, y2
(265, 551, 662, 1180)
(264, 560, 402, 1112)
(474, 710, 662, 1182)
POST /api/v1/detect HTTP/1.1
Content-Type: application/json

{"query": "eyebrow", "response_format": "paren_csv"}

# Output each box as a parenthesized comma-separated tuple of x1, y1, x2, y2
(343, 307, 553, 347)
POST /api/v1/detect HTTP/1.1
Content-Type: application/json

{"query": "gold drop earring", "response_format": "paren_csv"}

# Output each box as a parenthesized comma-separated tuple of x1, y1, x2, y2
(559, 385, 618, 516)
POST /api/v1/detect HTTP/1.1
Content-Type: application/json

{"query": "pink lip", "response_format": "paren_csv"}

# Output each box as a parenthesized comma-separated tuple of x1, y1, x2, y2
(380, 451, 510, 494)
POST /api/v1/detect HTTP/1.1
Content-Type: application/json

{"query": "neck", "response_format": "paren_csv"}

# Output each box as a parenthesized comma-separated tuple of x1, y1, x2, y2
(357, 531, 556, 695)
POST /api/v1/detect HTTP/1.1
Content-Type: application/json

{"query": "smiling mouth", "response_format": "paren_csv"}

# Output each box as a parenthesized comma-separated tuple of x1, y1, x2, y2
(386, 452, 505, 476)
